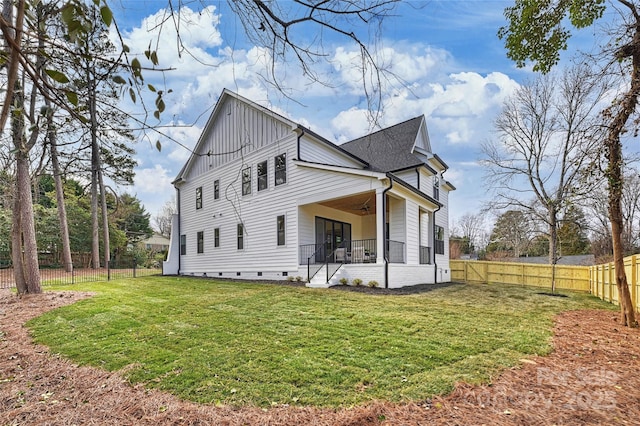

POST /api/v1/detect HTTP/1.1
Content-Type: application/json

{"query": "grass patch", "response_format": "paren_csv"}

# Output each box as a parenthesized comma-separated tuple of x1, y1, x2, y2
(27, 277, 613, 407)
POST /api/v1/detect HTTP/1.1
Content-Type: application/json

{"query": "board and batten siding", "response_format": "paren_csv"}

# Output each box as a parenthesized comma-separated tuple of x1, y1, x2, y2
(187, 97, 293, 179)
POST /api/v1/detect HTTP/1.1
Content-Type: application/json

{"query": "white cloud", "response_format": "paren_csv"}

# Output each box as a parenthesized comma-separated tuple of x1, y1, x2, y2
(113, 2, 525, 220)
(135, 164, 173, 193)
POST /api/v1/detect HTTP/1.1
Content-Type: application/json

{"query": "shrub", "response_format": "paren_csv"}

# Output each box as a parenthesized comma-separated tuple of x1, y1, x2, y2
(368, 280, 378, 288)
(286, 276, 295, 281)
(339, 277, 348, 285)
(295, 276, 303, 282)
(352, 278, 363, 286)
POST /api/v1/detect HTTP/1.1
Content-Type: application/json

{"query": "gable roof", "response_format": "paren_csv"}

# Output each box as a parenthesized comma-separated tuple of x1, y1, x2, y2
(340, 116, 425, 172)
(174, 89, 298, 183)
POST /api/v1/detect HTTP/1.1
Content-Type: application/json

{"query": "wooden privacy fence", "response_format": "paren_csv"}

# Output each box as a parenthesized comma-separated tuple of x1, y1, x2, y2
(450, 260, 591, 292)
(450, 255, 640, 312)
(589, 255, 639, 313)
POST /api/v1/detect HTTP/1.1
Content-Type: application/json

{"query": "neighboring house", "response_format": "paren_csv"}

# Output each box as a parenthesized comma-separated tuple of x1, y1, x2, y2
(141, 233, 170, 252)
(163, 89, 456, 288)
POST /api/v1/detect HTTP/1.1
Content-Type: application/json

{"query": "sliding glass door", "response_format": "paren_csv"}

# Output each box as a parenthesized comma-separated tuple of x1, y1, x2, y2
(315, 217, 352, 262)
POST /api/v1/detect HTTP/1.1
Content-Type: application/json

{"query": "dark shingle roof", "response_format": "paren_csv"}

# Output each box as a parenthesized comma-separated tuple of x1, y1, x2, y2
(340, 116, 424, 172)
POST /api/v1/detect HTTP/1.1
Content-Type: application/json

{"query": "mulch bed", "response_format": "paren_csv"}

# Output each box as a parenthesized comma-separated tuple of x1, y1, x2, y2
(1, 290, 639, 425)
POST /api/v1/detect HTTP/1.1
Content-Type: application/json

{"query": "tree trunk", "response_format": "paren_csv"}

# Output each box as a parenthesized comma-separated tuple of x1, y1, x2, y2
(549, 211, 558, 293)
(37, 5, 73, 274)
(603, 25, 640, 327)
(11, 187, 27, 295)
(90, 161, 100, 268)
(15, 151, 42, 294)
(49, 132, 73, 272)
(98, 165, 110, 268)
(10, 77, 42, 294)
(87, 62, 101, 269)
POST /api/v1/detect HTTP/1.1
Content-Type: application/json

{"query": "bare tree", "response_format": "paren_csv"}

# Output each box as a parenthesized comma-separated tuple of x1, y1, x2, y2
(154, 198, 176, 239)
(453, 212, 486, 254)
(481, 65, 608, 291)
(584, 168, 640, 258)
(1, 0, 400, 293)
(499, 0, 639, 327)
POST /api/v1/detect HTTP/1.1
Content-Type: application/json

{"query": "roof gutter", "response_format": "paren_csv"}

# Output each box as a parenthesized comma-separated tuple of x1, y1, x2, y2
(382, 175, 394, 289)
(296, 126, 305, 159)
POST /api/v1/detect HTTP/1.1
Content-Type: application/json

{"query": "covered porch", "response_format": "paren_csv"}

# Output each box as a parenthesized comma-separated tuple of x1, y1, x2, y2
(297, 188, 435, 286)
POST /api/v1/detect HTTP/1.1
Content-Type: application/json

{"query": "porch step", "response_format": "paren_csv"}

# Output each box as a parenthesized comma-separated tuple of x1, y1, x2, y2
(306, 264, 344, 288)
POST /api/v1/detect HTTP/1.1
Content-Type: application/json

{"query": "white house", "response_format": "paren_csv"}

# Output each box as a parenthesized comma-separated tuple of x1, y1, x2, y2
(163, 89, 455, 288)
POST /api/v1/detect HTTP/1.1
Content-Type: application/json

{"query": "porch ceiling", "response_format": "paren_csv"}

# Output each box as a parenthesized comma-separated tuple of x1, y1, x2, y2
(318, 192, 377, 215)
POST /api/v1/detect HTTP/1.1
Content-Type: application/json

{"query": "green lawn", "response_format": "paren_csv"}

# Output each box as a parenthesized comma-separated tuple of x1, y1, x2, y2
(27, 277, 614, 407)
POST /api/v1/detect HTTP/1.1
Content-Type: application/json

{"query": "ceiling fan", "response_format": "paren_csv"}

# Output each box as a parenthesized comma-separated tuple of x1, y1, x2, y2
(350, 197, 372, 215)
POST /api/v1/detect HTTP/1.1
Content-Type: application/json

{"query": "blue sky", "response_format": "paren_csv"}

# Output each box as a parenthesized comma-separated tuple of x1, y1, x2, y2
(108, 1, 601, 229)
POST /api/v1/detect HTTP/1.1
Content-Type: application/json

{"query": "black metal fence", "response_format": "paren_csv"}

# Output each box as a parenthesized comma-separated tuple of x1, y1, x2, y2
(300, 239, 407, 265)
(0, 259, 161, 289)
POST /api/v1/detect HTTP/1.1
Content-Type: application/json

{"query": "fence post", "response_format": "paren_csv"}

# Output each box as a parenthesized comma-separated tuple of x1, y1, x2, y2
(107, 260, 111, 281)
(72, 263, 75, 285)
(632, 255, 637, 312)
(608, 262, 613, 303)
(133, 259, 137, 278)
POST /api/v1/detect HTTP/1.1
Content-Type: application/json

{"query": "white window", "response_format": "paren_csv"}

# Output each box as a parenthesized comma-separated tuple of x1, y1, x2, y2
(275, 153, 286, 186)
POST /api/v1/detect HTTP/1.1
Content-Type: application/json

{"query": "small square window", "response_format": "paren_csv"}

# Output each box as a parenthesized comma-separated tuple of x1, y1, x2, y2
(257, 272, 263, 277)
(257, 161, 268, 191)
(196, 187, 203, 209)
(214, 180, 220, 200)
(242, 167, 251, 195)
(275, 153, 286, 186)
(237, 272, 241, 276)
(197, 231, 204, 254)
(214, 228, 220, 248)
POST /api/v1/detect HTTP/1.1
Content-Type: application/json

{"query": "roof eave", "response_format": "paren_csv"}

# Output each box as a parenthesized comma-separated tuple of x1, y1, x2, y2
(297, 125, 370, 168)
(386, 172, 442, 207)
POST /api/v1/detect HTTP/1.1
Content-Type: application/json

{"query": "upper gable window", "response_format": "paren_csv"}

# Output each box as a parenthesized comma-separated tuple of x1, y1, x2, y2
(275, 153, 286, 186)
(433, 176, 440, 201)
(196, 187, 203, 209)
(242, 167, 251, 196)
(214, 180, 220, 200)
(257, 161, 268, 191)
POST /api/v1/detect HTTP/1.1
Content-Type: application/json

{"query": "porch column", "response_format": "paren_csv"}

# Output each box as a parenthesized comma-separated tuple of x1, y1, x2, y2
(376, 188, 385, 264)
